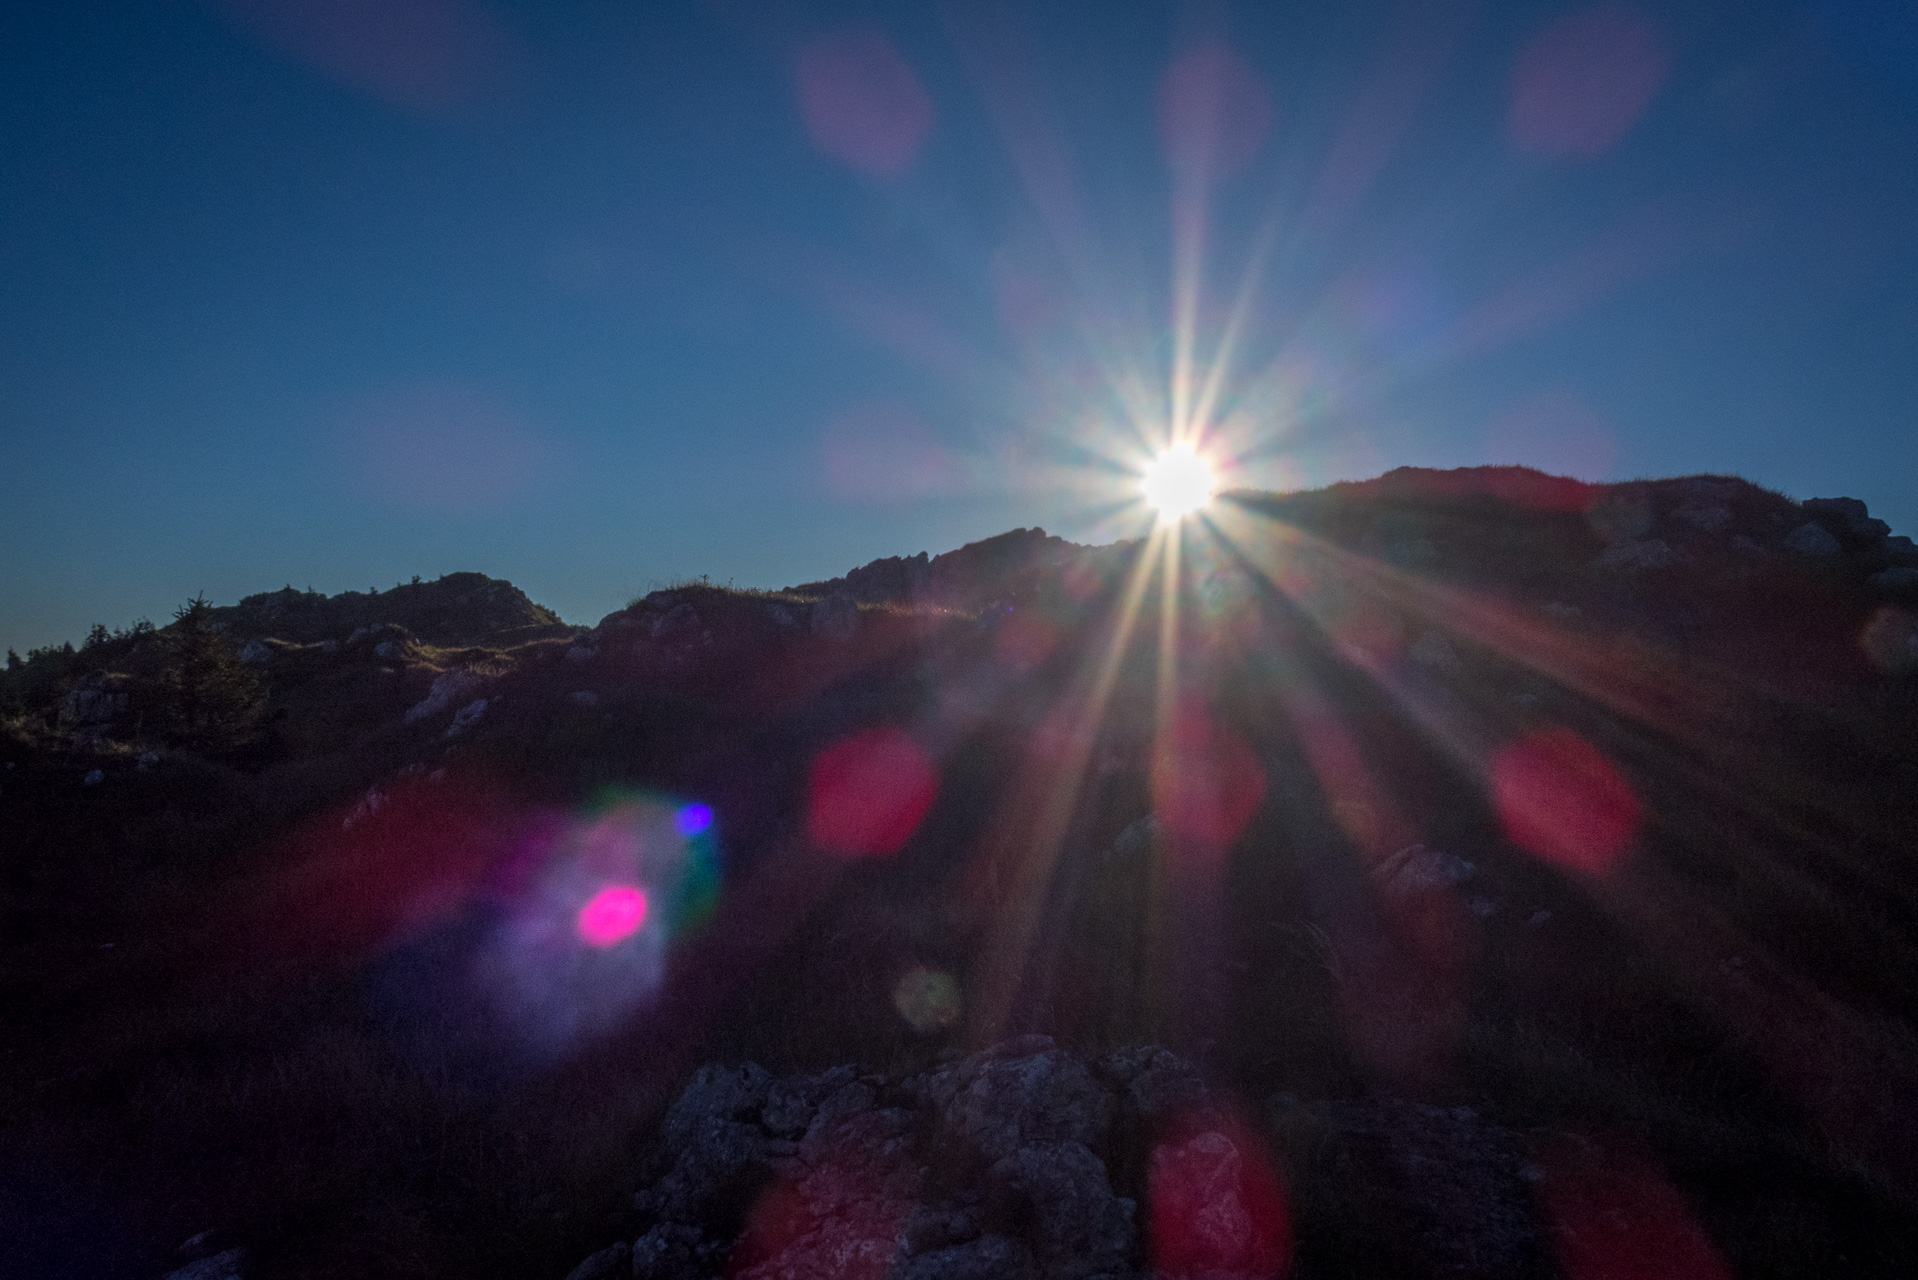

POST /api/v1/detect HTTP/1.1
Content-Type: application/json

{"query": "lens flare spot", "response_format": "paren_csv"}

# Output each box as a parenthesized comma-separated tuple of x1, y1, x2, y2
(674, 802, 714, 837)
(794, 28, 933, 177)
(1538, 1144, 1733, 1280)
(995, 609, 1062, 672)
(1150, 1121, 1292, 1280)
(807, 726, 939, 858)
(1510, 4, 1669, 159)
(1143, 446, 1218, 521)
(1158, 41, 1273, 182)
(892, 966, 962, 1033)
(1152, 706, 1266, 849)
(576, 884, 648, 947)
(1491, 729, 1642, 874)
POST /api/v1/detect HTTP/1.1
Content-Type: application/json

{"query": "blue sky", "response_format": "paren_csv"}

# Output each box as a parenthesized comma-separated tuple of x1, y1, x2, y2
(3, 0, 1916, 653)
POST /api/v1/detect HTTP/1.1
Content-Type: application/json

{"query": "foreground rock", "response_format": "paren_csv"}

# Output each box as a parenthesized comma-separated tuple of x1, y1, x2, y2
(572, 1041, 1564, 1280)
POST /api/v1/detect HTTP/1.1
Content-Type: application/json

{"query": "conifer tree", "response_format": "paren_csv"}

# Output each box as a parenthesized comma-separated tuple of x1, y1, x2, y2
(164, 594, 265, 750)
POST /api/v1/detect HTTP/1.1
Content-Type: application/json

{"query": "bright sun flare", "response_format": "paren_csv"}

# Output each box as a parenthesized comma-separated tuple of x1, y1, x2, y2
(1140, 446, 1216, 520)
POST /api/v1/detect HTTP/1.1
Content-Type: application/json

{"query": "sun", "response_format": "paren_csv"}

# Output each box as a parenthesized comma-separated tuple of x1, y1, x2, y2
(1141, 445, 1216, 521)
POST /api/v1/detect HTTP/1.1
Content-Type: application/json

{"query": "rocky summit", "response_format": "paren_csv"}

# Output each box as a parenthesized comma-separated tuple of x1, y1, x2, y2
(5, 468, 1918, 1280)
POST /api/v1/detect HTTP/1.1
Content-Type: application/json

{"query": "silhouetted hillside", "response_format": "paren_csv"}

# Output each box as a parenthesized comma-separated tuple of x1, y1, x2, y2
(5, 468, 1918, 1280)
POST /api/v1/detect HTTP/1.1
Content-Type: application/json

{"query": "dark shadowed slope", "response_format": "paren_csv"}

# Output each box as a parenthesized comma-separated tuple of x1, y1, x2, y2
(4, 469, 1918, 1280)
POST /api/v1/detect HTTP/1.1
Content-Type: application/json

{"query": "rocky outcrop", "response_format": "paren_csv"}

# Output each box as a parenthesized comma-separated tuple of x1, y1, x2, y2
(597, 1041, 1143, 1280)
(213, 572, 569, 647)
(579, 1041, 1578, 1280)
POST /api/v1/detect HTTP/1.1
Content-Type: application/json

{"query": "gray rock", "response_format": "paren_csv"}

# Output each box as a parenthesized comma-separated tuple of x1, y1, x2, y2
(1148, 1130, 1287, 1280)
(991, 1141, 1135, 1280)
(445, 697, 487, 737)
(630, 1225, 715, 1280)
(652, 603, 702, 643)
(83, 769, 104, 787)
(810, 592, 860, 640)
(1785, 522, 1844, 557)
(373, 640, 401, 660)
(767, 603, 797, 628)
(1586, 489, 1654, 544)
(237, 638, 272, 664)
(1593, 538, 1676, 571)
(159, 1247, 246, 1280)
(404, 669, 483, 724)
(566, 642, 598, 663)
(762, 1064, 857, 1139)
(568, 690, 601, 707)
(662, 1063, 777, 1149)
(939, 1047, 1114, 1162)
(60, 686, 126, 725)
(897, 1235, 1038, 1280)
(137, 751, 160, 771)
(563, 1240, 630, 1280)
(1098, 1046, 1209, 1123)
(1373, 844, 1477, 898)
(1670, 502, 1733, 532)
(1804, 496, 1888, 538)
(317, 639, 340, 653)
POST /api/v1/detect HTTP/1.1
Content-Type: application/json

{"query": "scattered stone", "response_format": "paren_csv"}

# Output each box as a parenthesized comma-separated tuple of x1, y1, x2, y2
(565, 642, 597, 663)
(373, 640, 401, 660)
(158, 1247, 246, 1280)
(1372, 844, 1477, 899)
(342, 787, 386, 830)
(1670, 502, 1733, 532)
(1593, 538, 1677, 571)
(630, 1224, 719, 1280)
(83, 769, 104, 787)
(568, 690, 600, 707)
(446, 698, 487, 737)
(1784, 522, 1843, 557)
(652, 603, 702, 643)
(811, 592, 861, 640)
(317, 639, 340, 653)
(60, 685, 126, 726)
(137, 751, 160, 772)
(1586, 488, 1654, 543)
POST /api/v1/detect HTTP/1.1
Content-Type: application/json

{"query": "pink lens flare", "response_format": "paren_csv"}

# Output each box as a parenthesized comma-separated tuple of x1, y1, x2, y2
(1151, 706, 1267, 850)
(1149, 1117, 1292, 1280)
(1491, 728, 1643, 874)
(1158, 41, 1273, 184)
(806, 726, 939, 858)
(1510, 4, 1669, 159)
(576, 885, 648, 947)
(795, 28, 934, 177)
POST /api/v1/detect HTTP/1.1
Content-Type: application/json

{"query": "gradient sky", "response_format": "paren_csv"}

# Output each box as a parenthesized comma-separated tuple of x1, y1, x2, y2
(3, 0, 1916, 654)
